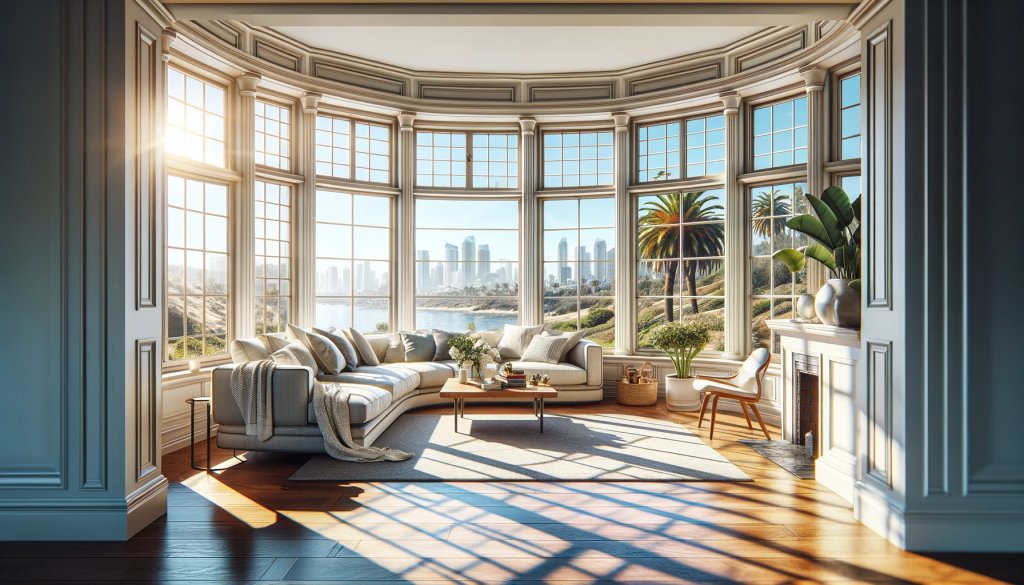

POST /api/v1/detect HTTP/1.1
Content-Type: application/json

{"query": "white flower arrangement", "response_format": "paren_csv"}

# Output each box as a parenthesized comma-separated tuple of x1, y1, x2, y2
(448, 334, 500, 375)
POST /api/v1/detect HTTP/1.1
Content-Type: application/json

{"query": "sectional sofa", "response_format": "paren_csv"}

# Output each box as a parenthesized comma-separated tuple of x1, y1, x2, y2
(211, 330, 604, 452)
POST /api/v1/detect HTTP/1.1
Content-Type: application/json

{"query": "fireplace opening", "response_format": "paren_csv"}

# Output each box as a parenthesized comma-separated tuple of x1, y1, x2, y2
(793, 354, 820, 457)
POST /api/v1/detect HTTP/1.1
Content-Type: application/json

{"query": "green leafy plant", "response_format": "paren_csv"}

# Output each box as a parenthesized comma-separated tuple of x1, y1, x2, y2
(466, 321, 476, 331)
(771, 186, 861, 285)
(581, 307, 614, 328)
(649, 322, 711, 378)
(448, 333, 499, 376)
(375, 322, 389, 332)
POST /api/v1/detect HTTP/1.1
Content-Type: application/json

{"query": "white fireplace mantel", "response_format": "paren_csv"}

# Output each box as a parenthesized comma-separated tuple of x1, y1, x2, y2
(767, 319, 860, 503)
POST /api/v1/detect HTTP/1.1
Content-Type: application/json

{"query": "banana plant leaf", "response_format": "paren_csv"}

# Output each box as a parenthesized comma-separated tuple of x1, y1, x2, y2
(785, 214, 836, 250)
(821, 186, 855, 231)
(852, 195, 861, 223)
(834, 244, 860, 277)
(849, 279, 861, 292)
(772, 248, 806, 273)
(804, 243, 838, 273)
(805, 195, 845, 248)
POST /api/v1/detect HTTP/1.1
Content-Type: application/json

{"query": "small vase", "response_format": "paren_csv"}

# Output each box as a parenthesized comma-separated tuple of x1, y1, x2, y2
(458, 368, 469, 384)
(832, 280, 861, 329)
(797, 293, 817, 321)
(665, 375, 700, 412)
(815, 281, 838, 326)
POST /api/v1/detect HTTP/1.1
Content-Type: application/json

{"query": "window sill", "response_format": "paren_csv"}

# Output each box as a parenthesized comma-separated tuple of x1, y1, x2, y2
(161, 363, 228, 390)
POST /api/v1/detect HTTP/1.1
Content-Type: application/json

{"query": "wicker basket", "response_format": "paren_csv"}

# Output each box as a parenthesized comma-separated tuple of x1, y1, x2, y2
(616, 362, 658, 406)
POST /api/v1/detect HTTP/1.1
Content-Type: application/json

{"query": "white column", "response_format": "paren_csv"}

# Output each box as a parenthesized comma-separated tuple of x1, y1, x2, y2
(519, 117, 540, 325)
(800, 65, 828, 295)
(720, 92, 746, 359)
(612, 112, 634, 355)
(297, 92, 321, 328)
(397, 112, 417, 331)
(235, 73, 260, 338)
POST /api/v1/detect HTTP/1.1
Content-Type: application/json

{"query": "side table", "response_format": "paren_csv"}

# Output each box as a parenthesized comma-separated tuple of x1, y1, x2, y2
(186, 397, 212, 472)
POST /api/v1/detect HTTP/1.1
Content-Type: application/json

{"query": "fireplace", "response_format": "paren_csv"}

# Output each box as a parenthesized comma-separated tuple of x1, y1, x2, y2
(792, 353, 820, 455)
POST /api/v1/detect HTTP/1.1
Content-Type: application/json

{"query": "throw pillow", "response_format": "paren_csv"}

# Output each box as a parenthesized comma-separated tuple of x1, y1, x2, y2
(496, 324, 544, 360)
(270, 341, 318, 372)
(258, 334, 291, 354)
(229, 338, 270, 364)
(365, 334, 391, 363)
(431, 329, 459, 361)
(541, 329, 586, 363)
(401, 331, 436, 362)
(471, 328, 504, 349)
(312, 327, 359, 372)
(348, 328, 381, 367)
(520, 334, 569, 364)
(306, 330, 346, 375)
(383, 333, 406, 364)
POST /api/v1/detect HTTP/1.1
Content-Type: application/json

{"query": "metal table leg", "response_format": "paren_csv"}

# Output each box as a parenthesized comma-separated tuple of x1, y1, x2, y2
(453, 399, 458, 433)
(540, 398, 544, 433)
(189, 399, 212, 472)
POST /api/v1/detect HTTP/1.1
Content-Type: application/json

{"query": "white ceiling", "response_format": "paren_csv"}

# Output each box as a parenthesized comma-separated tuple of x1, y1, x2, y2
(272, 26, 767, 74)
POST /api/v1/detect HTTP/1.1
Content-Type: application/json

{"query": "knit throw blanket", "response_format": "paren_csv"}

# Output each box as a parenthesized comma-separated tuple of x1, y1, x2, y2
(230, 360, 277, 441)
(230, 361, 414, 462)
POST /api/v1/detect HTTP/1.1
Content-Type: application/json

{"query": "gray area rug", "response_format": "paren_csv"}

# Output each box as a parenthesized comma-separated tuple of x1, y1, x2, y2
(290, 413, 751, 482)
(739, 439, 815, 480)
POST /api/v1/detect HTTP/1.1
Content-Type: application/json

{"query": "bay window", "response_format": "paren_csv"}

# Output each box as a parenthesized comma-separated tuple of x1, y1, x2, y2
(749, 181, 810, 352)
(166, 176, 230, 360)
(314, 190, 393, 332)
(255, 181, 291, 335)
(636, 188, 726, 351)
(542, 131, 614, 188)
(414, 198, 519, 331)
(315, 115, 392, 184)
(542, 197, 615, 347)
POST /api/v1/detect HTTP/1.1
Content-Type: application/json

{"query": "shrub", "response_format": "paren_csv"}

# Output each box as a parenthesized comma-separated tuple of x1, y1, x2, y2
(375, 322, 389, 332)
(752, 299, 771, 317)
(581, 307, 613, 328)
(550, 320, 578, 332)
(466, 321, 476, 331)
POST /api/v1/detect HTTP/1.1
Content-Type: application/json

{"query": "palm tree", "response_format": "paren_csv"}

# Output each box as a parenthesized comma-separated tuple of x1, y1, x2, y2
(751, 189, 791, 240)
(639, 192, 725, 318)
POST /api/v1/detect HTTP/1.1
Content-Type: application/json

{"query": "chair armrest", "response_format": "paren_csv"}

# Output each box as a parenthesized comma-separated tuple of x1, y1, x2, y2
(567, 340, 604, 387)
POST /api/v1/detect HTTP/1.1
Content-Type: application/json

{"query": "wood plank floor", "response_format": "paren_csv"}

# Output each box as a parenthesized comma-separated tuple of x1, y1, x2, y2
(1, 399, 1020, 584)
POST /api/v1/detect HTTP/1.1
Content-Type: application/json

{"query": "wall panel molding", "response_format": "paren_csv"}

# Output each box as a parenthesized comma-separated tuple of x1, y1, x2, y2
(135, 24, 157, 310)
(627, 63, 719, 96)
(135, 340, 159, 483)
(313, 61, 405, 96)
(529, 83, 614, 102)
(254, 39, 301, 72)
(419, 84, 516, 102)
(736, 30, 806, 72)
(866, 339, 893, 488)
(865, 21, 893, 310)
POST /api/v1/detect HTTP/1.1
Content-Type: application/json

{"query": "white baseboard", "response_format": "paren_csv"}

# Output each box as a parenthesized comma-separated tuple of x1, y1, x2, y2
(854, 481, 906, 549)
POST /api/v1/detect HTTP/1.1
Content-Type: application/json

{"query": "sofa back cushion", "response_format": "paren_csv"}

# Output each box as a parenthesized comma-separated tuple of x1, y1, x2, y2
(520, 334, 569, 364)
(270, 341, 318, 372)
(496, 324, 544, 359)
(431, 329, 459, 361)
(258, 333, 291, 354)
(347, 328, 381, 367)
(401, 331, 437, 362)
(230, 338, 271, 364)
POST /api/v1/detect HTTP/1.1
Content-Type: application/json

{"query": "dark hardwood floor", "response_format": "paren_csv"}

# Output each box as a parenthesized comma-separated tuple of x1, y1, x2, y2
(1, 399, 1020, 583)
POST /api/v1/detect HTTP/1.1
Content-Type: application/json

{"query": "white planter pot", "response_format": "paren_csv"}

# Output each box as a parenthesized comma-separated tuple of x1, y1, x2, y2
(665, 374, 700, 412)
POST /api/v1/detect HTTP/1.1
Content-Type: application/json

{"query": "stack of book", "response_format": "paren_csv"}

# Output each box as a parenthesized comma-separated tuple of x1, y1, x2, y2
(498, 368, 527, 388)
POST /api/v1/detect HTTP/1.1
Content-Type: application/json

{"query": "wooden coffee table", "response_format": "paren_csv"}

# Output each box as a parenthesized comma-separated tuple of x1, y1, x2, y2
(439, 378, 558, 433)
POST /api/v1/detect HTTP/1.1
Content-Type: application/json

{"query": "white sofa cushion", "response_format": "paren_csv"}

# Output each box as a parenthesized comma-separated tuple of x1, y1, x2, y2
(519, 334, 568, 364)
(230, 338, 270, 364)
(347, 328, 381, 366)
(508, 361, 588, 386)
(318, 365, 419, 400)
(496, 324, 544, 359)
(323, 383, 394, 424)
(541, 329, 586, 362)
(393, 360, 458, 388)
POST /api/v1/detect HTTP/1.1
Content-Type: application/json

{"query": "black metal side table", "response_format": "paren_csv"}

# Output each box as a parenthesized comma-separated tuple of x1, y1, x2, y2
(186, 397, 212, 472)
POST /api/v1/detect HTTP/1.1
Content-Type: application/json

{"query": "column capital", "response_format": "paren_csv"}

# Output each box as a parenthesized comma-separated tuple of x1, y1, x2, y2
(719, 92, 742, 114)
(160, 29, 176, 63)
(518, 117, 537, 136)
(237, 73, 262, 97)
(611, 112, 630, 131)
(300, 92, 322, 114)
(398, 112, 416, 131)
(799, 65, 827, 91)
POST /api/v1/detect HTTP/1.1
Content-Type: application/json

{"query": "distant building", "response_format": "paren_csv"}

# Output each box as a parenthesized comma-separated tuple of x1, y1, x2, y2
(416, 250, 430, 288)
(557, 237, 569, 284)
(444, 243, 458, 286)
(461, 236, 476, 284)
(477, 244, 490, 277)
(593, 237, 607, 281)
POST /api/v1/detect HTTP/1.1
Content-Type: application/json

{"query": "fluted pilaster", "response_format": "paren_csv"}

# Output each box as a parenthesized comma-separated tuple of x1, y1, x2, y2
(297, 92, 321, 328)
(612, 112, 634, 355)
(720, 93, 746, 359)
(234, 73, 260, 337)
(800, 65, 828, 295)
(519, 117, 540, 325)
(397, 112, 417, 331)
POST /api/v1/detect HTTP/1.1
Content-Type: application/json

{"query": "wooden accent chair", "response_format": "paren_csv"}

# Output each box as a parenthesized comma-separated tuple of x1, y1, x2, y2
(693, 348, 772, 440)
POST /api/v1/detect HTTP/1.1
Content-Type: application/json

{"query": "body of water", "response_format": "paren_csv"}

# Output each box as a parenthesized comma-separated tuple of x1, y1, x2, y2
(315, 301, 517, 333)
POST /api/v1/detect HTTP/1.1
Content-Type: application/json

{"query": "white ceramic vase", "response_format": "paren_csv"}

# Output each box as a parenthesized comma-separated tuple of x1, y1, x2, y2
(814, 281, 838, 325)
(665, 375, 700, 411)
(458, 368, 469, 384)
(797, 293, 817, 321)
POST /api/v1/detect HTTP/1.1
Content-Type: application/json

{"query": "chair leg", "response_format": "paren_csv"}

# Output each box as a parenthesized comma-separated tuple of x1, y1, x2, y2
(750, 403, 772, 441)
(709, 395, 720, 440)
(740, 400, 753, 430)
(697, 392, 712, 428)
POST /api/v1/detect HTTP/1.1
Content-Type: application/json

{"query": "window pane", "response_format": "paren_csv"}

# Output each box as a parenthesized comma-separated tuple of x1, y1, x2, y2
(315, 115, 352, 179)
(416, 298, 518, 332)
(255, 181, 291, 335)
(751, 97, 808, 171)
(166, 176, 230, 360)
(256, 100, 291, 171)
(166, 69, 225, 167)
(415, 131, 467, 187)
(542, 131, 614, 188)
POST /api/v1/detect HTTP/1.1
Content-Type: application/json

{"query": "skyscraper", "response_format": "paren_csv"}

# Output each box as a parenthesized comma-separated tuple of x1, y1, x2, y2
(342, 265, 351, 295)
(557, 237, 569, 284)
(593, 237, 607, 281)
(461, 236, 476, 284)
(477, 244, 490, 277)
(576, 245, 589, 280)
(444, 243, 458, 286)
(416, 250, 430, 289)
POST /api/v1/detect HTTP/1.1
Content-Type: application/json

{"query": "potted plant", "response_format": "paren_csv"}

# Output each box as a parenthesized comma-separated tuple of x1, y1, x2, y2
(650, 322, 712, 411)
(448, 333, 500, 381)
(771, 186, 862, 328)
